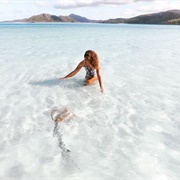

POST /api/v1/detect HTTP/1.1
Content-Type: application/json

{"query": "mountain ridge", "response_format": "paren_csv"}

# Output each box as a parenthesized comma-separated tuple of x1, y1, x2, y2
(5, 9, 180, 25)
(101, 9, 180, 24)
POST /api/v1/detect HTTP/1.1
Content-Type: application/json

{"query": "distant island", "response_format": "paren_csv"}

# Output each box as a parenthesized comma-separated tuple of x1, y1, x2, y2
(4, 9, 180, 25)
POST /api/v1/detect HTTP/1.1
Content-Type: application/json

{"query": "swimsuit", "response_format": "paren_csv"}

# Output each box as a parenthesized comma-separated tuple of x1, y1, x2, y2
(84, 65, 96, 78)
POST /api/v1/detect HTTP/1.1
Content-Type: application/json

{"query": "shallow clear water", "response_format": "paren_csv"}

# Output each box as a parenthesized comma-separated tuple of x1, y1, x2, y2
(0, 23, 180, 179)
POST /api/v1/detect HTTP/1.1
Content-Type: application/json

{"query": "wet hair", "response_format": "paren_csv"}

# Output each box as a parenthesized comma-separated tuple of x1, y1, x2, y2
(84, 50, 99, 69)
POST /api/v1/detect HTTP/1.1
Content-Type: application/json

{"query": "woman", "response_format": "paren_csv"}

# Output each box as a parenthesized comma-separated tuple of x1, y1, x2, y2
(60, 50, 104, 93)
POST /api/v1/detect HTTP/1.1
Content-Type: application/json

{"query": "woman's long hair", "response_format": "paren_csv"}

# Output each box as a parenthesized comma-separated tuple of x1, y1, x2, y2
(84, 50, 99, 69)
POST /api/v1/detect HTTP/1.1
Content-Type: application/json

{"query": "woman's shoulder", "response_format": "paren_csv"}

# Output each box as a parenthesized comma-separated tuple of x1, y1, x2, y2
(95, 64, 100, 70)
(78, 60, 85, 66)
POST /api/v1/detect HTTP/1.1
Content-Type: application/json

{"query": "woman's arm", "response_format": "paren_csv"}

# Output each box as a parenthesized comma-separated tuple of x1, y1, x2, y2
(96, 68, 104, 93)
(60, 60, 85, 79)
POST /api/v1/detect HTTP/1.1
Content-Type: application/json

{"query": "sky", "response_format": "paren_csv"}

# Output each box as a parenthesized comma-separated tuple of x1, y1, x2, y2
(0, 0, 180, 21)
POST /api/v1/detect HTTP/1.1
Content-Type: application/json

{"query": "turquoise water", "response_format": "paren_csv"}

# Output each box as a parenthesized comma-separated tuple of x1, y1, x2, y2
(0, 23, 180, 179)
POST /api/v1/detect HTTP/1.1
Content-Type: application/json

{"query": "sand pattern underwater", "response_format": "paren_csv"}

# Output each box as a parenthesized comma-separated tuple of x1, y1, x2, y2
(0, 23, 180, 179)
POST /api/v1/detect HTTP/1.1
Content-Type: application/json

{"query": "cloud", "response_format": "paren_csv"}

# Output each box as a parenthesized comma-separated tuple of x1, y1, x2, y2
(52, 0, 152, 9)
(135, 1, 180, 14)
(35, 1, 51, 8)
(0, 0, 10, 4)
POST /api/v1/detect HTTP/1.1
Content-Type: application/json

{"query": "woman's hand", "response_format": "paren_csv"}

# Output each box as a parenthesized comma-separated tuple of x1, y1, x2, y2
(101, 87, 104, 93)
